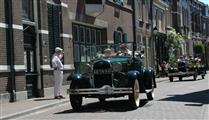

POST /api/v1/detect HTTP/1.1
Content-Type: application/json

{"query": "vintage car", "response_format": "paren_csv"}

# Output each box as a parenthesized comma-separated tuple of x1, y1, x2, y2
(168, 59, 206, 82)
(67, 43, 156, 111)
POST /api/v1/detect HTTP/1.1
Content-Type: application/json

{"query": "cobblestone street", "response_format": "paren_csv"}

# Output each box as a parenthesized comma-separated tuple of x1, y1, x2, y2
(17, 74, 209, 120)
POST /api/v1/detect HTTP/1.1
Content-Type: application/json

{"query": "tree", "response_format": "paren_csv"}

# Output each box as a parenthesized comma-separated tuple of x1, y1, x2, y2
(166, 29, 183, 65)
(194, 42, 205, 63)
(194, 42, 204, 55)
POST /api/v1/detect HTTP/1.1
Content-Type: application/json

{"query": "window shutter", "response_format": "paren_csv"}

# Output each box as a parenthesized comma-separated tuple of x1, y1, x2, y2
(114, 31, 119, 44)
(48, 4, 55, 56)
(48, 4, 61, 56)
(53, 6, 60, 48)
(122, 33, 128, 43)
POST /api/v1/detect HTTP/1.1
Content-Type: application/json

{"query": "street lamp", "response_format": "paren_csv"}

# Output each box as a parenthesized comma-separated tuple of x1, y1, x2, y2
(153, 26, 158, 36)
(153, 26, 159, 75)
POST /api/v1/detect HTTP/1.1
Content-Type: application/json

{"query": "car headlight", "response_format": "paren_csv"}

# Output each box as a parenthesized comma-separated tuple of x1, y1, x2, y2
(112, 62, 122, 72)
(81, 63, 92, 75)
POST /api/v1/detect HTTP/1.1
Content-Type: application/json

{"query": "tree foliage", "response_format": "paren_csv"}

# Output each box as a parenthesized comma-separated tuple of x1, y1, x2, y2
(166, 29, 183, 49)
(166, 29, 183, 64)
(194, 42, 205, 55)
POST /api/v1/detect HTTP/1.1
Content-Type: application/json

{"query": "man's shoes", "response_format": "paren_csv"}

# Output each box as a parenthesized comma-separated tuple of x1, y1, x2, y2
(59, 95, 65, 99)
(54, 96, 61, 99)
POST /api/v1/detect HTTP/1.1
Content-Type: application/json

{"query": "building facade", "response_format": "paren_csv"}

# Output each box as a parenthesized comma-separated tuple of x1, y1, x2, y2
(152, 0, 170, 73)
(134, 0, 153, 67)
(0, 0, 134, 102)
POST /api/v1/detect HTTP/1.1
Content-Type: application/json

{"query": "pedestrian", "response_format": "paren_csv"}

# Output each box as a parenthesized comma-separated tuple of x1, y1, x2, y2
(161, 61, 168, 77)
(103, 48, 115, 57)
(117, 44, 132, 56)
(52, 47, 65, 99)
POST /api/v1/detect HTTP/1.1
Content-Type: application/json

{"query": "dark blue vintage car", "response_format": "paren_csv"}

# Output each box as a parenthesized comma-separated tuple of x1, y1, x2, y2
(67, 44, 156, 111)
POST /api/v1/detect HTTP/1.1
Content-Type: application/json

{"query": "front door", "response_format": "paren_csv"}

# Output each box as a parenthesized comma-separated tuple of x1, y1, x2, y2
(23, 25, 37, 98)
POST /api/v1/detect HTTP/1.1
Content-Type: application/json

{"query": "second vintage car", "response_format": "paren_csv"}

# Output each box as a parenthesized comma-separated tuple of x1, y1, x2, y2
(168, 57, 206, 82)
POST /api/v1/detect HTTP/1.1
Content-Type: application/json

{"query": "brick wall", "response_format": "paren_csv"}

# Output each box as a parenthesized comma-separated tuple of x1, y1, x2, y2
(15, 73, 26, 91)
(0, 74, 9, 94)
(0, 28, 7, 65)
(0, 0, 7, 66)
(0, 0, 5, 22)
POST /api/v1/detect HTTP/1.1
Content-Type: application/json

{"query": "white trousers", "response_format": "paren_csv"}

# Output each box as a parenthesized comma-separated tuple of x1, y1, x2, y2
(54, 70, 63, 97)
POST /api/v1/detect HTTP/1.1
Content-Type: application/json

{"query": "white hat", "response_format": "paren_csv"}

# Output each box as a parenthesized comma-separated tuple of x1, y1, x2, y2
(55, 47, 63, 52)
(104, 48, 111, 52)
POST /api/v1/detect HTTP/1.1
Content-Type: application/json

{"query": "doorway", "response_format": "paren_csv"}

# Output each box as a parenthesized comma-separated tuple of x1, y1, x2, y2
(23, 25, 38, 98)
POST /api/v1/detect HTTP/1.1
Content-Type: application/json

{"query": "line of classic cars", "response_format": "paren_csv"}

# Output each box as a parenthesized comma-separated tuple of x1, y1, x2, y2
(67, 43, 157, 111)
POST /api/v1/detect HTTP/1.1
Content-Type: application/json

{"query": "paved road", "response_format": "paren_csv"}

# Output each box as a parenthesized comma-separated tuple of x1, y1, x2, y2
(17, 74, 209, 120)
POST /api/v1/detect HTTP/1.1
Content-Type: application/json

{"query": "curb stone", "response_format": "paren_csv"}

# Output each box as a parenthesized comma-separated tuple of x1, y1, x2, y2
(1, 99, 69, 120)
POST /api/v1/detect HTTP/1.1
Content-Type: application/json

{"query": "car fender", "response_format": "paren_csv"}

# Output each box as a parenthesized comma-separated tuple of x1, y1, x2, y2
(67, 73, 83, 81)
(143, 67, 156, 89)
(68, 74, 91, 88)
(127, 70, 140, 80)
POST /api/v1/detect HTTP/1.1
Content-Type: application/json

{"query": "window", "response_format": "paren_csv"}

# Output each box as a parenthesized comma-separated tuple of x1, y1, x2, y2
(145, 0, 150, 22)
(48, 3, 61, 57)
(73, 25, 79, 42)
(73, 24, 103, 64)
(161, 11, 164, 31)
(138, 0, 142, 20)
(79, 27, 85, 43)
(203, 23, 206, 30)
(91, 29, 96, 44)
(86, 28, 91, 44)
(73, 45, 80, 62)
(96, 30, 102, 45)
(22, 0, 34, 21)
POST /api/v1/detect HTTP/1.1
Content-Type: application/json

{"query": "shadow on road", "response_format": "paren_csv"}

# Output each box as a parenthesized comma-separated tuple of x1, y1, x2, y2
(55, 99, 149, 114)
(159, 89, 209, 106)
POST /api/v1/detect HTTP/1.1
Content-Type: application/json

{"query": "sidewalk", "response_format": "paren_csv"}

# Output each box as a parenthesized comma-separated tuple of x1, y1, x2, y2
(0, 94, 68, 120)
(0, 77, 169, 120)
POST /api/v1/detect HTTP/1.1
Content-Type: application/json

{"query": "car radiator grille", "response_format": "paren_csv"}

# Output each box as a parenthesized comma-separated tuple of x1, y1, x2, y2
(93, 60, 112, 88)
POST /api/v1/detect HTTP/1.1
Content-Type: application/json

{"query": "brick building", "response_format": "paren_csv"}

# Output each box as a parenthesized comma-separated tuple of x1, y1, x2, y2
(0, 0, 134, 102)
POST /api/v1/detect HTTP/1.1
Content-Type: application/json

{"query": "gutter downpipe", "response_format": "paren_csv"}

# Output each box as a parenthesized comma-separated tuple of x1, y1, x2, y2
(132, 0, 137, 59)
(5, 0, 16, 102)
(37, 0, 44, 97)
(150, 0, 154, 68)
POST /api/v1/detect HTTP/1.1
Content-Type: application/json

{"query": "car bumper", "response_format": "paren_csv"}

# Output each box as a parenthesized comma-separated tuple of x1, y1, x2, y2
(168, 71, 195, 77)
(67, 85, 132, 95)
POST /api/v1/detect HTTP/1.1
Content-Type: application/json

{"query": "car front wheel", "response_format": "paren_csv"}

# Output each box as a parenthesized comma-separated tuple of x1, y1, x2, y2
(69, 82, 83, 111)
(129, 79, 140, 109)
(169, 76, 173, 82)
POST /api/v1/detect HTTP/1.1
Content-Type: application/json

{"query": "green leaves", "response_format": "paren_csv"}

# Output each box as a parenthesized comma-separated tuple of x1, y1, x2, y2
(167, 29, 183, 49)
(166, 29, 183, 65)
(194, 42, 205, 54)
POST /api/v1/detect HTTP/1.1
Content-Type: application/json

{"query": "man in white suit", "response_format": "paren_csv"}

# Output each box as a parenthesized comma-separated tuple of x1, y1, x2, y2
(52, 47, 65, 99)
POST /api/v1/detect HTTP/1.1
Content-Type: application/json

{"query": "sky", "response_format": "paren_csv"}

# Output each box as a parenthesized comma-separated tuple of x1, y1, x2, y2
(199, 0, 209, 6)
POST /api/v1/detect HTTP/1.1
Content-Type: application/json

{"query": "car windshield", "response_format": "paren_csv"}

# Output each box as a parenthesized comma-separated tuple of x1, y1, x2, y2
(75, 42, 144, 73)
(93, 42, 143, 59)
